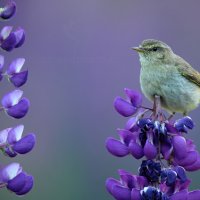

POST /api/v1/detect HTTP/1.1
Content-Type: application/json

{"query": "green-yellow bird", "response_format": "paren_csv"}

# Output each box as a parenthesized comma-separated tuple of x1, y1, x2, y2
(133, 39, 200, 115)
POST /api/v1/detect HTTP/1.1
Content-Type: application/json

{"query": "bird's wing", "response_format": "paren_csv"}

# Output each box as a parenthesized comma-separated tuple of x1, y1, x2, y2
(176, 56, 200, 87)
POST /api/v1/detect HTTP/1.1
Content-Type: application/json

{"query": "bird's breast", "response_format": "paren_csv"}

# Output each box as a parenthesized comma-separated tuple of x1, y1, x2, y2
(140, 63, 200, 113)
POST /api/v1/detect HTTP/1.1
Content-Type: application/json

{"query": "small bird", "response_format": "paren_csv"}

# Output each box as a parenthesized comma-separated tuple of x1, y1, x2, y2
(132, 39, 200, 115)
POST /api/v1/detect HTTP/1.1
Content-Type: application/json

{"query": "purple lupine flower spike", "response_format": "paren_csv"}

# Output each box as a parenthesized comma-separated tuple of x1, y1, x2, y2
(106, 88, 200, 200)
(0, 1, 35, 196)
(0, 1, 16, 20)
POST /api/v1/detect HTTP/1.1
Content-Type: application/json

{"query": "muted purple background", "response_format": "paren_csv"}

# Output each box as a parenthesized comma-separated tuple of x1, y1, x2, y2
(1, 0, 200, 199)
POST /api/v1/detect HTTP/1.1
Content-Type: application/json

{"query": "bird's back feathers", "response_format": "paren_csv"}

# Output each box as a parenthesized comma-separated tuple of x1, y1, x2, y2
(175, 55, 200, 87)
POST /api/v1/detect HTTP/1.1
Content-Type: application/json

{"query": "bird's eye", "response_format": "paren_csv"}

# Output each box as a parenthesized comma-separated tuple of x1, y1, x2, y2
(152, 47, 158, 51)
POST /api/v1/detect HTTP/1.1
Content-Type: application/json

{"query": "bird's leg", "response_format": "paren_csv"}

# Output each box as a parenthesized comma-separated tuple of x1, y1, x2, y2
(152, 95, 161, 119)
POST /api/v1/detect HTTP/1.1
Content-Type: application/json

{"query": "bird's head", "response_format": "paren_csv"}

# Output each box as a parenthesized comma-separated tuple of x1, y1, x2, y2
(132, 39, 174, 65)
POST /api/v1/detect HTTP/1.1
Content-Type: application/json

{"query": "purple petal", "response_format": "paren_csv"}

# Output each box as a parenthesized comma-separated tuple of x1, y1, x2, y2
(7, 58, 25, 74)
(1, 163, 22, 182)
(0, 55, 4, 71)
(2, 89, 23, 108)
(131, 188, 141, 200)
(7, 125, 24, 144)
(170, 189, 188, 200)
(144, 140, 157, 159)
(173, 166, 187, 183)
(172, 136, 187, 160)
(7, 172, 26, 192)
(0, 26, 13, 40)
(0, 1, 16, 20)
(114, 97, 137, 117)
(118, 170, 137, 189)
(188, 190, 200, 200)
(178, 179, 191, 191)
(118, 129, 134, 145)
(125, 117, 139, 132)
(7, 97, 30, 119)
(16, 175, 34, 195)
(174, 116, 194, 133)
(13, 133, 36, 154)
(106, 178, 120, 195)
(118, 169, 130, 176)
(176, 151, 198, 167)
(120, 174, 135, 189)
(0, 128, 10, 145)
(166, 170, 177, 186)
(165, 122, 179, 134)
(1, 32, 16, 51)
(136, 176, 148, 188)
(10, 70, 28, 87)
(161, 142, 173, 160)
(124, 88, 142, 107)
(106, 137, 129, 157)
(129, 141, 144, 159)
(186, 139, 196, 151)
(14, 28, 25, 48)
(111, 185, 131, 200)
(184, 156, 200, 171)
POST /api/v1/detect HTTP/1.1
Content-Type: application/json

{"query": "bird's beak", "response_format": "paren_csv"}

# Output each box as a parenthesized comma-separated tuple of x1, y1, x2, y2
(131, 47, 145, 53)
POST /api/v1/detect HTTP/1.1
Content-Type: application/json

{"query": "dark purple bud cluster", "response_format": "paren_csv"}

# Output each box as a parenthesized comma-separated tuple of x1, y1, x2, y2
(106, 88, 200, 200)
(0, 1, 35, 196)
(139, 160, 161, 183)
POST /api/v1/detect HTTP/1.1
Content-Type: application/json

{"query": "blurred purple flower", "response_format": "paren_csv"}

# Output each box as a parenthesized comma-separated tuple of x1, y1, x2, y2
(0, 1, 16, 20)
(0, 163, 34, 195)
(1, 89, 30, 119)
(0, 1, 35, 197)
(7, 58, 28, 87)
(0, 26, 25, 51)
(0, 125, 36, 157)
(114, 88, 142, 117)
